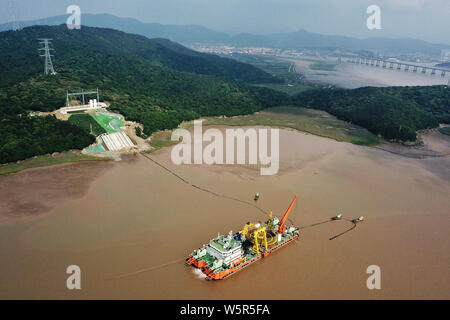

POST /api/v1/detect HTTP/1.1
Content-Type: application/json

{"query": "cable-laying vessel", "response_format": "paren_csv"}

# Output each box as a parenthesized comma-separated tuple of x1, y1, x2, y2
(186, 195, 299, 280)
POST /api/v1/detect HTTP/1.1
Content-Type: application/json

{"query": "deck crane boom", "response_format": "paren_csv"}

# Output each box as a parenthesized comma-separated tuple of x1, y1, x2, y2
(278, 194, 298, 234)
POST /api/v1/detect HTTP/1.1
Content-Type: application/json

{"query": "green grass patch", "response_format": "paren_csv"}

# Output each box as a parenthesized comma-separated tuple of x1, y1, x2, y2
(148, 130, 179, 152)
(309, 61, 337, 71)
(68, 114, 106, 136)
(203, 106, 380, 146)
(256, 83, 313, 95)
(438, 127, 450, 136)
(0, 152, 110, 176)
(230, 55, 314, 95)
(90, 112, 123, 134)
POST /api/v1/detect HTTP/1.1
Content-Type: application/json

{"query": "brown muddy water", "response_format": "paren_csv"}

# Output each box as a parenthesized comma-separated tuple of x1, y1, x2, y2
(0, 128, 449, 299)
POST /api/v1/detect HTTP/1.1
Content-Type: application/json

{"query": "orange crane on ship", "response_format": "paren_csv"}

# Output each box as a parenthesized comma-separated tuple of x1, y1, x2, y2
(278, 194, 298, 234)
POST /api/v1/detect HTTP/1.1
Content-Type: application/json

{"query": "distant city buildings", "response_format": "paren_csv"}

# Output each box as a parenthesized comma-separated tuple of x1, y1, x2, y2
(190, 44, 444, 64)
(191, 45, 324, 58)
(192, 45, 281, 56)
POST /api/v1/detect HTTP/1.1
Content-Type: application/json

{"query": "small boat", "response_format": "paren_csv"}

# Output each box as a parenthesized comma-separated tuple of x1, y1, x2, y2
(332, 213, 343, 220)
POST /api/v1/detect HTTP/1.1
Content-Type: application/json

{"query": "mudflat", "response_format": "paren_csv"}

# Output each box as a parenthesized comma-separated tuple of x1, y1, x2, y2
(0, 128, 448, 299)
(0, 161, 115, 226)
(289, 57, 448, 88)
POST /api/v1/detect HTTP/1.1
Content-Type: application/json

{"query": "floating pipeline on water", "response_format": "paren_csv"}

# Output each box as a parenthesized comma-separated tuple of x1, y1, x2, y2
(140, 152, 361, 242)
(140, 152, 268, 215)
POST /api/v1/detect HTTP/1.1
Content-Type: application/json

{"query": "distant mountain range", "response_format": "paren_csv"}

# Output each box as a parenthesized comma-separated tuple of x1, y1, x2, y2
(1, 13, 449, 55)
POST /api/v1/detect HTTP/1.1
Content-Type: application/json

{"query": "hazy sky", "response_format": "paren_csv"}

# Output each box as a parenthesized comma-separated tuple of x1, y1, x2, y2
(1, 0, 449, 44)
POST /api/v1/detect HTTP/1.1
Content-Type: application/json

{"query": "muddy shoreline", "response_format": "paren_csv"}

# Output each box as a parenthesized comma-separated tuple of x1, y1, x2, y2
(0, 157, 138, 226)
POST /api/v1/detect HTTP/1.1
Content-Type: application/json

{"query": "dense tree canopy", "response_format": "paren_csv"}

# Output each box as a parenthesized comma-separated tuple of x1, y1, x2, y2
(0, 26, 286, 163)
(292, 86, 449, 141)
(0, 25, 448, 164)
(0, 114, 95, 163)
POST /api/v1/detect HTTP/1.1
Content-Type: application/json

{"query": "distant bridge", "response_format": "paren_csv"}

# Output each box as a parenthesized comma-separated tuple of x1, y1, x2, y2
(344, 56, 449, 78)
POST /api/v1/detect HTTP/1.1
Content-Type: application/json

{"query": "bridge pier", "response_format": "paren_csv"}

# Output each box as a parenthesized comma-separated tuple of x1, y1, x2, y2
(346, 57, 448, 79)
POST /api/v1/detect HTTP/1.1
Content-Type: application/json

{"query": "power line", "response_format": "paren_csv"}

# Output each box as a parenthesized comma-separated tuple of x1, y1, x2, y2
(38, 38, 56, 75)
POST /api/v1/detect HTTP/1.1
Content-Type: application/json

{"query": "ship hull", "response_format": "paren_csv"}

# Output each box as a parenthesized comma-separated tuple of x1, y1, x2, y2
(186, 233, 299, 280)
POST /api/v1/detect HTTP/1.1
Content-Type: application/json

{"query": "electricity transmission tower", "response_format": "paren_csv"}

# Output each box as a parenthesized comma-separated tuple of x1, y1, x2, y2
(38, 39, 56, 75)
(8, 0, 21, 31)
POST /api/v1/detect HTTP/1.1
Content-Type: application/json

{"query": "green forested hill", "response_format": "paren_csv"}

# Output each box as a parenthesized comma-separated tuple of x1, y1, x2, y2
(292, 86, 449, 141)
(1, 25, 448, 164)
(0, 25, 286, 163)
(0, 25, 279, 88)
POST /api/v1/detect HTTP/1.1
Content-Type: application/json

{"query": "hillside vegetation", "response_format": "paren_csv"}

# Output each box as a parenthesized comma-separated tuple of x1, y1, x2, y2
(1, 25, 448, 165)
(0, 25, 279, 88)
(204, 106, 380, 145)
(0, 26, 286, 163)
(292, 86, 449, 141)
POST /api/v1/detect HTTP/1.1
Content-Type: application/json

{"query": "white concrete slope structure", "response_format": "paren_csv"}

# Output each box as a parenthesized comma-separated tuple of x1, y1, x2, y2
(59, 101, 108, 114)
(101, 131, 135, 151)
